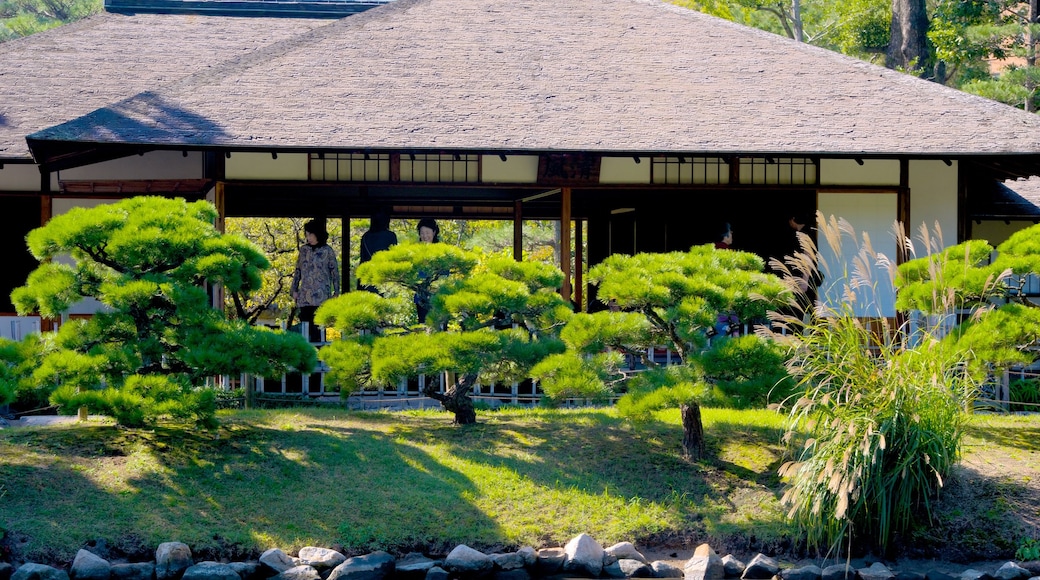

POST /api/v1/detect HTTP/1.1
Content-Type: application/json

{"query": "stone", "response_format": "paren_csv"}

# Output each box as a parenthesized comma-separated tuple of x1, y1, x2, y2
(395, 553, 437, 579)
(606, 543, 648, 565)
(534, 548, 565, 576)
(858, 563, 894, 580)
(297, 548, 346, 570)
(515, 547, 537, 568)
(563, 533, 605, 578)
(995, 563, 1031, 580)
(227, 562, 262, 580)
(741, 554, 779, 580)
(651, 561, 684, 578)
(181, 562, 240, 580)
(442, 545, 493, 577)
(603, 560, 626, 579)
(12, 564, 70, 580)
(617, 559, 654, 578)
(961, 571, 993, 580)
(71, 548, 112, 580)
(110, 562, 155, 580)
(424, 567, 449, 580)
(780, 564, 822, 580)
(721, 555, 745, 579)
(273, 566, 320, 580)
(155, 542, 194, 580)
(259, 550, 298, 575)
(685, 545, 726, 580)
(822, 564, 855, 580)
(490, 552, 525, 571)
(0, 563, 15, 580)
(327, 551, 396, 580)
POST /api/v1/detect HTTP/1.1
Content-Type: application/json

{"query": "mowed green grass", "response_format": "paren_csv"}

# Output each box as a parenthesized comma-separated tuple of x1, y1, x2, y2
(0, 407, 790, 565)
(3, 407, 1037, 567)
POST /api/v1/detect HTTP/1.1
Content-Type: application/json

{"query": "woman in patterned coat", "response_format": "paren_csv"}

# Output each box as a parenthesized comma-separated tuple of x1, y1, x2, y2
(291, 218, 340, 341)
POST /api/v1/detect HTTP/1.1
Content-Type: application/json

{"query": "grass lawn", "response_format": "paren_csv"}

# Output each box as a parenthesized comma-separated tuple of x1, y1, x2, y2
(1, 406, 1037, 567)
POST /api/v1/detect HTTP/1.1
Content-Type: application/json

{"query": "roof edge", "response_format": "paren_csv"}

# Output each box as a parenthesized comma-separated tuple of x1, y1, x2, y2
(103, 0, 391, 18)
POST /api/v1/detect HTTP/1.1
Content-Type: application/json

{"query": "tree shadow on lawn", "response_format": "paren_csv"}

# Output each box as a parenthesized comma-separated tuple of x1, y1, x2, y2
(0, 419, 502, 566)
(0, 408, 800, 567)
(367, 408, 793, 546)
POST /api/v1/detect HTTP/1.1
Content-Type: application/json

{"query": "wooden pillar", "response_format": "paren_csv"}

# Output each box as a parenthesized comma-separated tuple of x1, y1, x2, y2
(342, 213, 351, 293)
(561, 187, 572, 303)
(213, 181, 226, 233)
(574, 219, 584, 312)
(514, 200, 523, 262)
(897, 159, 911, 264)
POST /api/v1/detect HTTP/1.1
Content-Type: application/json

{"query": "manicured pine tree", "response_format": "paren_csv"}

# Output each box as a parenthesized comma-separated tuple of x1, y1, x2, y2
(10, 196, 316, 426)
(316, 242, 572, 424)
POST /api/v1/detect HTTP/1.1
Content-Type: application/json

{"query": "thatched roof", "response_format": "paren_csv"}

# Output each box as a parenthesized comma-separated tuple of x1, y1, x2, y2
(9, 0, 1040, 176)
(0, 11, 332, 160)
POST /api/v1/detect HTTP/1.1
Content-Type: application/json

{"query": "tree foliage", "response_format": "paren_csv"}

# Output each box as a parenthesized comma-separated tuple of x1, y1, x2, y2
(316, 242, 571, 424)
(954, 1, 1040, 111)
(0, 0, 99, 41)
(11, 196, 316, 426)
(531, 244, 789, 457)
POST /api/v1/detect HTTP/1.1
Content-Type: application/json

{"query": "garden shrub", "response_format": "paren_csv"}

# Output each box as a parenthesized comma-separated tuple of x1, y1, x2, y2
(693, 334, 794, 408)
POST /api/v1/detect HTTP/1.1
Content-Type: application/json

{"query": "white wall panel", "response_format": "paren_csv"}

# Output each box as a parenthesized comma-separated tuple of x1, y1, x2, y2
(818, 192, 899, 317)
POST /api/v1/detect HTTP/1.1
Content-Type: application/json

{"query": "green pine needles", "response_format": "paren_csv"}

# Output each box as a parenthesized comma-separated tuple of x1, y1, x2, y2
(8, 196, 316, 427)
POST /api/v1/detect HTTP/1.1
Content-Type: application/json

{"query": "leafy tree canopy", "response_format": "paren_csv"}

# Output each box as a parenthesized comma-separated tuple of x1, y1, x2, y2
(316, 242, 571, 423)
(10, 196, 316, 426)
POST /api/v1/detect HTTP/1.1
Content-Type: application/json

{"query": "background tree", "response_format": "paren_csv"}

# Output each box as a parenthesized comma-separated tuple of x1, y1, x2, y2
(957, 0, 1040, 112)
(928, 0, 1002, 86)
(0, 0, 98, 41)
(887, 0, 932, 75)
(531, 245, 789, 459)
(11, 196, 316, 426)
(316, 242, 571, 424)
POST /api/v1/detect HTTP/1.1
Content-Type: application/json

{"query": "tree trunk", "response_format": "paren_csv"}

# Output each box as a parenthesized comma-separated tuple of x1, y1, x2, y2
(1028, 0, 1038, 112)
(680, 402, 704, 460)
(423, 372, 477, 424)
(886, 0, 929, 75)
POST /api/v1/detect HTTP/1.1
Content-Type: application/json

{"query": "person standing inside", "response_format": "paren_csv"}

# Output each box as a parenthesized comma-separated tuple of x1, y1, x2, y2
(414, 218, 440, 322)
(715, 222, 733, 249)
(291, 218, 340, 341)
(416, 217, 440, 244)
(358, 208, 398, 293)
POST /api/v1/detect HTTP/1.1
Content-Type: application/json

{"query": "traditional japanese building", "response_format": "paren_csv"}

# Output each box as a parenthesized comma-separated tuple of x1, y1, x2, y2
(4, 0, 1040, 336)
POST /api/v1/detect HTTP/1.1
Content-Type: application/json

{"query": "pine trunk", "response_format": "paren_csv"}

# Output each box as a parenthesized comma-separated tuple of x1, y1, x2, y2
(680, 402, 704, 460)
(424, 372, 478, 424)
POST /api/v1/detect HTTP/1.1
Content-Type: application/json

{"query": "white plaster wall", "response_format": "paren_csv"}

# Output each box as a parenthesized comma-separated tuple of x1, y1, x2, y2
(0, 163, 43, 191)
(599, 157, 651, 183)
(972, 220, 1035, 247)
(819, 159, 900, 186)
(908, 159, 958, 247)
(226, 152, 308, 180)
(481, 155, 538, 183)
(59, 151, 205, 180)
(818, 192, 900, 317)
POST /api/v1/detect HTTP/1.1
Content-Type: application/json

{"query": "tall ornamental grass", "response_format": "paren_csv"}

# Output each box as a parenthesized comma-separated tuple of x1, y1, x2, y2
(768, 216, 976, 556)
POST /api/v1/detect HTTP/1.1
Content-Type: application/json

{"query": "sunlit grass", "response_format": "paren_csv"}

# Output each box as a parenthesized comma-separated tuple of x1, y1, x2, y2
(3, 406, 1032, 566)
